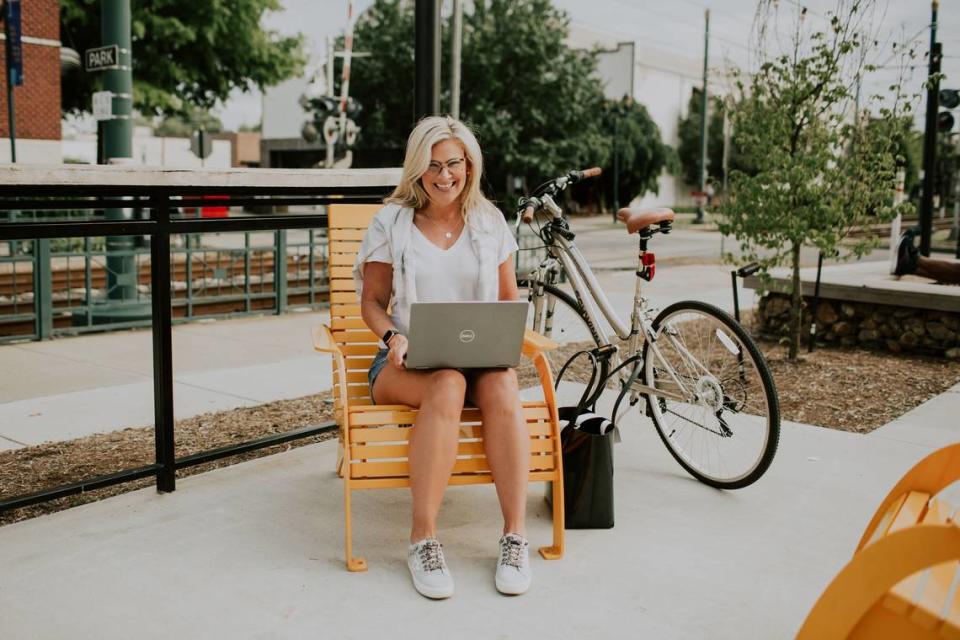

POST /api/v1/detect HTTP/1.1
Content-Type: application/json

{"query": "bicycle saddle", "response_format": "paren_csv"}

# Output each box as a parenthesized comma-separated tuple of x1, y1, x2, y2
(616, 207, 675, 234)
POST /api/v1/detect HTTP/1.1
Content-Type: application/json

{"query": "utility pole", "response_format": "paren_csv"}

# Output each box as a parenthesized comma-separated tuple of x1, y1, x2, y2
(613, 106, 620, 223)
(920, 0, 940, 257)
(98, 0, 146, 323)
(326, 37, 336, 168)
(414, 0, 440, 120)
(696, 8, 710, 224)
(450, 0, 463, 119)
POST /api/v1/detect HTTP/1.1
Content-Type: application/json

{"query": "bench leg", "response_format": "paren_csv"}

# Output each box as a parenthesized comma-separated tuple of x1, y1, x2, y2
(539, 477, 565, 560)
(344, 479, 367, 572)
(335, 440, 345, 478)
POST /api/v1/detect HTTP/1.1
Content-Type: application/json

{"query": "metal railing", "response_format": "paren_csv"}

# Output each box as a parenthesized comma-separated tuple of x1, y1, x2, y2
(0, 222, 331, 342)
(0, 164, 399, 512)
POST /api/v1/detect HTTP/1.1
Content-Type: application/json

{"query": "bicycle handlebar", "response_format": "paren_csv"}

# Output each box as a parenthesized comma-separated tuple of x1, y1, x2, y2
(515, 167, 603, 221)
(520, 202, 538, 224)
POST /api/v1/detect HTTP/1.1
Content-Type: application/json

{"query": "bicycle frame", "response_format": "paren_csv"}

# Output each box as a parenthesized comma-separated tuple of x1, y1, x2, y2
(525, 196, 688, 404)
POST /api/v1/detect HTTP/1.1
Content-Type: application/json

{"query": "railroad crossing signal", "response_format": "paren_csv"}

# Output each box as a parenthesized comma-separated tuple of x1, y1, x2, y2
(939, 89, 960, 132)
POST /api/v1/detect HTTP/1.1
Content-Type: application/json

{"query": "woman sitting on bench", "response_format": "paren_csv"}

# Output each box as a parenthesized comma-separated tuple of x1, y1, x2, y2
(353, 116, 530, 599)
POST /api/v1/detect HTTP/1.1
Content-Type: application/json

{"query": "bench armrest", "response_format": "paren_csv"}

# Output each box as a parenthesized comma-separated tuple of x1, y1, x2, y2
(522, 329, 558, 358)
(312, 325, 344, 355)
(312, 325, 350, 415)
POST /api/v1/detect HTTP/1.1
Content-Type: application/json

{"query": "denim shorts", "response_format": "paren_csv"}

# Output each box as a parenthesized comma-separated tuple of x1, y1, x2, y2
(368, 348, 390, 404)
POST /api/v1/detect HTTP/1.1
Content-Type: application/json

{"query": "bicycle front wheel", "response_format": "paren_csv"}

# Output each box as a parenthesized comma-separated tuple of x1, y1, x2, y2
(517, 278, 607, 386)
(642, 300, 779, 489)
(517, 278, 600, 348)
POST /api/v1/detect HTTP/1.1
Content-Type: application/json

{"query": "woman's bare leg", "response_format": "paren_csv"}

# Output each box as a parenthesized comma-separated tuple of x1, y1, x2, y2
(373, 365, 467, 543)
(468, 368, 528, 536)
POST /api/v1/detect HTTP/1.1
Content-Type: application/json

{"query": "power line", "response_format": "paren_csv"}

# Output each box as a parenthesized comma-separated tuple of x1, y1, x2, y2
(603, 0, 752, 53)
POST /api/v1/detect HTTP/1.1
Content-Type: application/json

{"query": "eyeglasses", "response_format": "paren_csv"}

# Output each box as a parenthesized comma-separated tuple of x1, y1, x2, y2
(425, 157, 467, 175)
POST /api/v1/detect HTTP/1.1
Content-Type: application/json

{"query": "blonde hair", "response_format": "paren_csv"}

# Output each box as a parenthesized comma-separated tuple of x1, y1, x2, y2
(386, 115, 495, 218)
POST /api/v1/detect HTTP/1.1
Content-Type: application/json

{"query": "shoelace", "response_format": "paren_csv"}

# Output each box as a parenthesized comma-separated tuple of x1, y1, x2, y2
(418, 540, 445, 572)
(500, 536, 526, 569)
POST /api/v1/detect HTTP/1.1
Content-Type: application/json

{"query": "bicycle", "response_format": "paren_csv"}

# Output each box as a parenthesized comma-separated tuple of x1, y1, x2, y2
(515, 168, 780, 489)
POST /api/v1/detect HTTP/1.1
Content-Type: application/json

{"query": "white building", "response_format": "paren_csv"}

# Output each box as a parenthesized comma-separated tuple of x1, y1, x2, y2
(568, 23, 708, 209)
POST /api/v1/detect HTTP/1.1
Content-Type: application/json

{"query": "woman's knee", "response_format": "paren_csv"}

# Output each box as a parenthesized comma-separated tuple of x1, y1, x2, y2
(479, 368, 520, 398)
(424, 369, 467, 411)
(474, 369, 522, 417)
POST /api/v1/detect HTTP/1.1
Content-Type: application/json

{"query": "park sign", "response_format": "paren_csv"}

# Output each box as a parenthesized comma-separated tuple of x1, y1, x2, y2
(85, 45, 119, 72)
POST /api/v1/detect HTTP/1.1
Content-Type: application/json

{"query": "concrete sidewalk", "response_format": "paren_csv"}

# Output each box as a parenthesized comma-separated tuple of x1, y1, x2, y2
(1, 381, 958, 639)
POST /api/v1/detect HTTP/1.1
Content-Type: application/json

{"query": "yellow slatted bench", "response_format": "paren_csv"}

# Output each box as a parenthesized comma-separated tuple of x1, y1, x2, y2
(312, 204, 565, 572)
(798, 443, 960, 639)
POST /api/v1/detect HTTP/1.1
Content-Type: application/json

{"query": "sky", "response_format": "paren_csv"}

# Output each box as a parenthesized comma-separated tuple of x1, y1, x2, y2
(215, 0, 958, 131)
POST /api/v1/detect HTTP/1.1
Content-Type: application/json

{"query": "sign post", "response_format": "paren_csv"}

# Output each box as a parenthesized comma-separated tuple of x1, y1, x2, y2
(3, 0, 22, 163)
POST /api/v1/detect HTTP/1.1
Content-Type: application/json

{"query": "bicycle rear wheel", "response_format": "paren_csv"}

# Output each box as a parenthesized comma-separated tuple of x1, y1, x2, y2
(642, 300, 779, 489)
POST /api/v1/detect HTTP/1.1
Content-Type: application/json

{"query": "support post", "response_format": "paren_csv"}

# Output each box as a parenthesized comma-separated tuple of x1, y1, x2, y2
(275, 229, 288, 314)
(695, 8, 710, 224)
(450, 0, 463, 119)
(612, 112, 620, 223)
(98, 0, 150, 324)
(2, 0, 19, 163)
(920, 1, 940, 257)
(414, 0, 440, 120)
(150, 200, 176, 492)
(35, 238, 51, 339)
(808, 252, 824, 353)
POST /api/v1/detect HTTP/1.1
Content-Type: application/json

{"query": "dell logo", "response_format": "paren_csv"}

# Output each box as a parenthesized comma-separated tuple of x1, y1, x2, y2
(459, 329, 476, 343)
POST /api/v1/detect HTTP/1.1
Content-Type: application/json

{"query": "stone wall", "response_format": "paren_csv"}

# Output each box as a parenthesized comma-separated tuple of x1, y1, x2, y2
(757, 293, 960, 358)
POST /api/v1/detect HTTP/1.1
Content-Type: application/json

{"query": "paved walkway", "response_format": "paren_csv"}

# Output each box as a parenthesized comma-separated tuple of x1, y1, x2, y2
(1, 381, 958, 639)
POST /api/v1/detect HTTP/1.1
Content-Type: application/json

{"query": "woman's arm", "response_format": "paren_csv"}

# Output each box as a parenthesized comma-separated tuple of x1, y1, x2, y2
(360, 261, 408, 367)
(498, 255, 519, 301)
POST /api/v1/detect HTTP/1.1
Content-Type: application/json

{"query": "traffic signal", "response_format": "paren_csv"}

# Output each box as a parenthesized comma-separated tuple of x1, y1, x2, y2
(938, 88, 960, 132)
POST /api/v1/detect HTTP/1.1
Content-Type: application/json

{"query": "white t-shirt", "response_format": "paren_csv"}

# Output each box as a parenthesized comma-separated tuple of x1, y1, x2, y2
(363, 215, 517, 335)
(412, 226, 480, 300)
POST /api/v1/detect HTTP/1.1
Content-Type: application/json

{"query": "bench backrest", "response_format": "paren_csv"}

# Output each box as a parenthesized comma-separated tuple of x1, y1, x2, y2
(328, 204, 382, 409)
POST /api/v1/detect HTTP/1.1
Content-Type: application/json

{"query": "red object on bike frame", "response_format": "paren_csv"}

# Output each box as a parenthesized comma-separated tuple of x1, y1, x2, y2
(641, 252, 656, 281)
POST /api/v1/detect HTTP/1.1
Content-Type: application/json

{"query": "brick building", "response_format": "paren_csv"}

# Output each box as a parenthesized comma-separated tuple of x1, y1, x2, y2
(0, 0, 61, 162)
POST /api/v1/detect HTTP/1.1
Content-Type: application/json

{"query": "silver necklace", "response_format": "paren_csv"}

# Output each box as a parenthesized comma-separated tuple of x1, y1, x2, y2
(420, 212, 462, 239)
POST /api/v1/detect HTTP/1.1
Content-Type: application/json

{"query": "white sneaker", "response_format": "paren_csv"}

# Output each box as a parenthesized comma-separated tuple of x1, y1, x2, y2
(407, 538, 454, 599)
(495, 533, 532, 595)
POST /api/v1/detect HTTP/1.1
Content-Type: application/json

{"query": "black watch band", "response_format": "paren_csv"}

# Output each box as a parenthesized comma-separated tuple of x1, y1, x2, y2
(382, 329, 400, 346)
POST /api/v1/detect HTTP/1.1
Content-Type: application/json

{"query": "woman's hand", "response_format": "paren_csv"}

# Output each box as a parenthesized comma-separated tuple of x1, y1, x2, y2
(387, 333, 408, 369)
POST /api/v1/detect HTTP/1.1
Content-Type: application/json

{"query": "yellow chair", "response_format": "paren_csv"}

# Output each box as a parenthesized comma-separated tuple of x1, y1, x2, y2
(312, 204, 565, 572)
(797, 443, 960, 639)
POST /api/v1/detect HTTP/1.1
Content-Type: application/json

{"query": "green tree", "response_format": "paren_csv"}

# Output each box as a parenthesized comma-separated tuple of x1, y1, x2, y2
(720, 0, 914, 361)
(603, 97, 675, 210)
(676, 90, 752, 190)
(341, 0, 670, 208)
(677, 89, 725, 187)
(60, 0, 305, 117)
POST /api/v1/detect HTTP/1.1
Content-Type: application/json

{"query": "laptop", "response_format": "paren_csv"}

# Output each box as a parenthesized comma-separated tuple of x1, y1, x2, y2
(404, 301, 529, 369)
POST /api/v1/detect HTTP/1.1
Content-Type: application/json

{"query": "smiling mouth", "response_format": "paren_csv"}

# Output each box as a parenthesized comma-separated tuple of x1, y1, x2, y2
(432, 180, 457, 191)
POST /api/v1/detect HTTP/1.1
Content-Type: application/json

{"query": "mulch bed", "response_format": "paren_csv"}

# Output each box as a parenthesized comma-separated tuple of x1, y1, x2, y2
(4, 337, 960, 526)
(0, 393, 336, 526)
